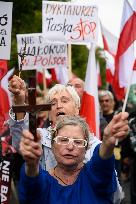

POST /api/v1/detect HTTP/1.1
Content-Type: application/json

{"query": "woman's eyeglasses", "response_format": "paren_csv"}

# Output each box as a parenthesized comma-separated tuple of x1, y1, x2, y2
(53, 136, 87, 148)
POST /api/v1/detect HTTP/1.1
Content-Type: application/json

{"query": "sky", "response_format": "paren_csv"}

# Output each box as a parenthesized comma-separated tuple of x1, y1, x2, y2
(90, 0, 124, 37)
(72, 0, 124, 46)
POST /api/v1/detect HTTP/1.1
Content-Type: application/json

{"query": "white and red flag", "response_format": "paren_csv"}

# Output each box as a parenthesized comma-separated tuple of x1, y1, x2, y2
(37, 66, 69, 87)
(113, 0, 136, 100)
(0, 68, 14, 120)
(0, 59, 8, 127)
(54, 66, 69, 85)
(0, 60, 8, 80)
(80, 44, 100, 139)
(37, 68, 58, 87)
(0, 86, 10, 122)
(101, 24, 118, 85)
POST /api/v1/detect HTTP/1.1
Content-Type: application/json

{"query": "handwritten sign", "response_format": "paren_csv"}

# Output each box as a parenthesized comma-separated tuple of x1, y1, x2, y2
(0, 2, 13, 60)
(17, 33, 67, 70)
(42, 1, 98, 45)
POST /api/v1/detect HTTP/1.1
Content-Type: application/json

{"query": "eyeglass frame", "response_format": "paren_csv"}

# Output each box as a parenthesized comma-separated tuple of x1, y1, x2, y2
(53, 135, 88, 148)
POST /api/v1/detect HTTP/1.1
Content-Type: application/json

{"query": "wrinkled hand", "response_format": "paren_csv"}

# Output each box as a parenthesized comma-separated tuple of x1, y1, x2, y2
(8, 75, 26, 104)
(100, 112, 129, 159)
(20, 130, 42, 167)
(103, 112, 129, 145)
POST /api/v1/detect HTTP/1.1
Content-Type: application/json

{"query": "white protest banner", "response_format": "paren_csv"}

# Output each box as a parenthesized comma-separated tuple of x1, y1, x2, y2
(42, 1, 98, 45)
(0, 1, 13, 60)
(16, 33, 67, 70)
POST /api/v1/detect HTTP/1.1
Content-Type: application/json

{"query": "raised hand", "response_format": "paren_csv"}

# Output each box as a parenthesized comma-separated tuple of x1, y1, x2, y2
(20, 130, 42, 176)
(8, 75, 26, 105)
(100, 112, 129, 159)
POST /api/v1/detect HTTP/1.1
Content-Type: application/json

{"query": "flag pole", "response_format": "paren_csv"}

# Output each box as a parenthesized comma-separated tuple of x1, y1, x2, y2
(115, 68, 133, 146)
(68, 44, 72, 80)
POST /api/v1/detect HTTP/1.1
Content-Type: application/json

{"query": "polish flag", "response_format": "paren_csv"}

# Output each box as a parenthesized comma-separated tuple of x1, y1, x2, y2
(0, 68, 15, 120)
(1, 68, 14, 106)
(101, 24, 118, 84)
(0, 60, 8, 80)
(37, 66, 69, 87)
(0, 86, 7, 129)
(0, 87, 10, 117)
(37, 68, 58, 87)
(0, 60, 8, 127)
(80, 44, 100, 139)
(113, 0, 136, 100)
(105, 51, 115, 84)
(54, 66, 69, 85)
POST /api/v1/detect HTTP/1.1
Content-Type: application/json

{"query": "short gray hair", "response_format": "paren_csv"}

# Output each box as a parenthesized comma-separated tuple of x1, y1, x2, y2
(46, 84, 80, 109)
(51, 115, 90, 149)
(99, 90, 114, 100)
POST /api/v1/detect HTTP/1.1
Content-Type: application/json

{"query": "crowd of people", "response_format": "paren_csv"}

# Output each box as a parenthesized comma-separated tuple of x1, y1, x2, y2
(1, 74, 136, 203)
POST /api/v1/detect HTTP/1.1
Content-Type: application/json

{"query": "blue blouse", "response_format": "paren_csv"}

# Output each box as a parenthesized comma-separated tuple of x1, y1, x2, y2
(19, 145, 117, 204)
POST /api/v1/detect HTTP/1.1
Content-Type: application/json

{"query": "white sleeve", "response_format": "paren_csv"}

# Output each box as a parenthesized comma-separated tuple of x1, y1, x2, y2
(8, 109, 29, 151)
(84, 135, 101, 163)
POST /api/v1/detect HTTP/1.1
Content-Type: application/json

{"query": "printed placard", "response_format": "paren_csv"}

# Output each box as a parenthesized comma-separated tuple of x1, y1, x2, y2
(17, 33, 67, 70)
(42, 1, 98, 45)
(0, 2, 13, 60)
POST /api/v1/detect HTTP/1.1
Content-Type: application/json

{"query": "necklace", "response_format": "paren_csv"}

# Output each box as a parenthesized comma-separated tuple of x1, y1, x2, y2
(53, 165, 83, 186)
(53, 168, 68, 185)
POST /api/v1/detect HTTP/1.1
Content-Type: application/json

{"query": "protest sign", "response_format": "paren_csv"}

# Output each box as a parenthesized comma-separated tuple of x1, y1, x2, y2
(42, 1, 98, 45)
(16, 33, 67, 70)
(0, 2, 13, 60)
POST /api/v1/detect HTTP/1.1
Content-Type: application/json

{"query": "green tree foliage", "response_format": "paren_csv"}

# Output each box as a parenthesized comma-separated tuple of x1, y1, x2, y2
(72, 45, 106, 87)
(72, 45, 88, 80)
(96, 47, 106, 88)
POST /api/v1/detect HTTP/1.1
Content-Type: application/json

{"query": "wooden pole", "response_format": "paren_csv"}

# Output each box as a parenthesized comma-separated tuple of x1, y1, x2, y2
(68, 44, 72, 80)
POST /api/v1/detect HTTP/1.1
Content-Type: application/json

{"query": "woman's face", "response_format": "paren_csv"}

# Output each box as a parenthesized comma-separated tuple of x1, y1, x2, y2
(52, 124, 86, 168)
(49, 90, 79, 125)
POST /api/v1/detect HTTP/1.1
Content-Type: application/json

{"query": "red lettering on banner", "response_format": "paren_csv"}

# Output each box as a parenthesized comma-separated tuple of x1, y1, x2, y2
(71, 18, 96, 41)
(42, 56, 50, 66)
(34, 56, 42, 65)
(34, 56, 66, 67)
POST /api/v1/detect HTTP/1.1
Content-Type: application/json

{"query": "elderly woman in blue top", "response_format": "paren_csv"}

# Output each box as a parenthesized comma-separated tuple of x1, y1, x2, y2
(19, 113, 129, 204)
